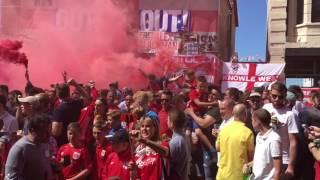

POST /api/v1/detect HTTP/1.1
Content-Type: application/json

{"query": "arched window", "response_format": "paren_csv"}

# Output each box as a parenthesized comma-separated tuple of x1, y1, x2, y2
(312, 0, 320, 22)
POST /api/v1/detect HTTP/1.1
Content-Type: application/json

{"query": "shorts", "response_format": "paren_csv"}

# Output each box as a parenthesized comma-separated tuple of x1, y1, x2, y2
(187, 115, 200, 131)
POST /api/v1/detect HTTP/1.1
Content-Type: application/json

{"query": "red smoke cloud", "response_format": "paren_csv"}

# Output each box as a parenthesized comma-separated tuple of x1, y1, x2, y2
(0, 0, 166, 91)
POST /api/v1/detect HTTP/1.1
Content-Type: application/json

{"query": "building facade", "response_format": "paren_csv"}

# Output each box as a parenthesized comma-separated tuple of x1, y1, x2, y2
(0, 0, 238, 62)
(267, 0, 320, 87)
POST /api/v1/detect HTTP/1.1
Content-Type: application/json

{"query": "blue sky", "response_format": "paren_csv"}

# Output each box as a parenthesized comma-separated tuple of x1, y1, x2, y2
(236, 0, 267, 62)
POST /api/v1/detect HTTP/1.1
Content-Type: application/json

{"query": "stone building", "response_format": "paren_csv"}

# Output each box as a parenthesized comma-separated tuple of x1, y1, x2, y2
(267, 0, 320, 87)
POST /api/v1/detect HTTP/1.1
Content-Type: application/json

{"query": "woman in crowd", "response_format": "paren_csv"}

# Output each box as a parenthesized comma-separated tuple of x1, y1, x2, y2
(130, 115, 169, 180)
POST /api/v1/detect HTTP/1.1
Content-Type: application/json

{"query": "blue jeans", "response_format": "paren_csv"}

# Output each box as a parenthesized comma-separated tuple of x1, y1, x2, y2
(202, 146, 218, 180)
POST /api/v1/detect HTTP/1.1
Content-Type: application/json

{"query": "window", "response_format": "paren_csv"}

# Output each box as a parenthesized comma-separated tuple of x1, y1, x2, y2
(297, 0, 304, 24)
(312, 0, 320, 22)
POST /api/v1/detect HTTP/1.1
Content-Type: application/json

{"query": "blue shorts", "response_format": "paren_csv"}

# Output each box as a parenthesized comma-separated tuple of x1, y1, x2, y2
(187, 115, 200, 131)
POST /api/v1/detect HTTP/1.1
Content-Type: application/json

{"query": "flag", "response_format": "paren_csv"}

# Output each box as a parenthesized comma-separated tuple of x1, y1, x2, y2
(221, 63, 285, 92)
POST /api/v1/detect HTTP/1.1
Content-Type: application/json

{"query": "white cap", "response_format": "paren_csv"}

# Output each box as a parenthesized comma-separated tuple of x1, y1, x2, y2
(249, 92, 261, 97)
(18, 96, 40, 107)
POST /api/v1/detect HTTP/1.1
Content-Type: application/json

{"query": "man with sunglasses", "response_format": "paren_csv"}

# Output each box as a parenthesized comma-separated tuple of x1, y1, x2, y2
(263, 82, 298, 179)
(158, 90, 173, 139)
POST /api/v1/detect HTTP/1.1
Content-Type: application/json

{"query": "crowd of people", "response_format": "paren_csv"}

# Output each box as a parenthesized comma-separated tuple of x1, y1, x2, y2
(0, 69, 320, 180)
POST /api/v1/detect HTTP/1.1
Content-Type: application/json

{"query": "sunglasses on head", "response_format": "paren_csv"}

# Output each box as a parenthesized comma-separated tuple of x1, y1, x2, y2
(271, 94, 285, 100)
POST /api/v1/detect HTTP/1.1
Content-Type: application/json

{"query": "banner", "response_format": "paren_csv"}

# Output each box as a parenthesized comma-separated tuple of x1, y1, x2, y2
(137, 31, 218, 54)
(137, 32, 180, 53)
(301, 88, 320, 99)
(168, 54, 222, 85)
(140, 10, 190, 32)
(221, 63, 285, 92)
(139, 10, 217, 33)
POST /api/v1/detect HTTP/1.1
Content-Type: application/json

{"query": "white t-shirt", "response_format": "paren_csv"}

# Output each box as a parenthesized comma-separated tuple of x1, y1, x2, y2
(217, 116, 234, 166)
(220, 116, 234, 130)
(118, 101, 128, 113)
(252, 129, 281, 180)
(0, 111, 18, 133)
(263, 103, 299, 164)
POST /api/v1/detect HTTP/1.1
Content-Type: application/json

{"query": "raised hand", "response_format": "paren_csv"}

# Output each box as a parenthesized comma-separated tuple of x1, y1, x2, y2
(25, 70, 30, 82)
(62, 71, 67, 83)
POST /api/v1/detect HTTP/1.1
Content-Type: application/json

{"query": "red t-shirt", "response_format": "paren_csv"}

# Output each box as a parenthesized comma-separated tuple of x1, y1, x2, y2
(102, 149, 132, 180)
(78, 103, 95, 144)
(184, 79, 197, 89)
(56, 143, 92, 179)
(315, 161, 320, 180)
(158, 108, 173, 138)
(305, 101, 314, 108)
(108, 104, 120, 111)
(188, 89, 207, 114)
(93, 144, 112, 180)
(134, 142, 169, 180)
(150, 102, 162, 113)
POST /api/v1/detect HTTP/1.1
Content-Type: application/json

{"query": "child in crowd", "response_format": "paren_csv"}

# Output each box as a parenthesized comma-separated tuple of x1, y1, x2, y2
(187, 76, 217, 155)
(92, 120, 112, 180)
(107, 111, 123, 135)
(56, 122, 92, 179)
(102, 129, 133, 180)
(243, 109, 282, 180)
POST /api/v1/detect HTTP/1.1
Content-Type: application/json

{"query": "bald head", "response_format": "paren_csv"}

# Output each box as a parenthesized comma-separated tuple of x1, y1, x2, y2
(233, 104, 247, 122)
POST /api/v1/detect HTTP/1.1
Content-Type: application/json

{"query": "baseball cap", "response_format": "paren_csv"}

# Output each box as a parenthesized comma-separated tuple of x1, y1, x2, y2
(18, 96, 40, 107)
(249, 92, 261, 97)
(286, 91, 297, 103)
(106, 129, 129, 144)
(95, 98, 107, 105)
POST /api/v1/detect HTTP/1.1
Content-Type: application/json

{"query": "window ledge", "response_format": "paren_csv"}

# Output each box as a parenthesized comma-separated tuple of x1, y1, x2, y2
(296, 22, 320, 28)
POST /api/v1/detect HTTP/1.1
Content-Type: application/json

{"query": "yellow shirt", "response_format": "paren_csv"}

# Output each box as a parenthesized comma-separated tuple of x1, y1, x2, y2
(216, 120, 254, 180)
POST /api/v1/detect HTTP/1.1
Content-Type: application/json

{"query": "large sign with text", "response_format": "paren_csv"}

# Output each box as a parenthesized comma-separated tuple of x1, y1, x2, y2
(140, 10, 190, 32)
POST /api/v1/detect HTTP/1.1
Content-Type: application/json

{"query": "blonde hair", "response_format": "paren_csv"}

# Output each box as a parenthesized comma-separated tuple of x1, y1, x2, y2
(140, 116, 160, 141)
(132, 91, 153, 108)
(107, 110, 121, 121)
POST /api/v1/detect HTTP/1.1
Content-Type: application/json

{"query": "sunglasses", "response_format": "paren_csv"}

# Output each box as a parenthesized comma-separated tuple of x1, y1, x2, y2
(271, 94, 285, 100)
(161, 99, 170, 102)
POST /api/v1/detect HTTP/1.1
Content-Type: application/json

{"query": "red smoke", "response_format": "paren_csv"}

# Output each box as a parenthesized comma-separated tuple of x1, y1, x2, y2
(0, 0, 166, 91)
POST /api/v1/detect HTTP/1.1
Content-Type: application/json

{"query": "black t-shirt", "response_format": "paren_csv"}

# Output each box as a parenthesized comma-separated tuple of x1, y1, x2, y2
(52, 99, 83, 146)
(201, 106, 222, 150)
(205, 107, 222, 124)
(299, 107, 320, 127)
(295, 107, 319, 178)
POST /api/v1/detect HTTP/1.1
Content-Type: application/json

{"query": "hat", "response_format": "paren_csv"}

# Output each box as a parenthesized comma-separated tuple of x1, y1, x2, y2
(106, 129, 129, 144)
(249, 92, 261, 97)
(95, 98, 107, 105)
(146, 111, 159, 123)
(286, 91, 297, 103)
(18, 96, 40, 107)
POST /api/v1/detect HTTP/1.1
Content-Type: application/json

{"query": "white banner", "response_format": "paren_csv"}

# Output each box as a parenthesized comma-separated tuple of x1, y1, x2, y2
(221, 63, 285, 92)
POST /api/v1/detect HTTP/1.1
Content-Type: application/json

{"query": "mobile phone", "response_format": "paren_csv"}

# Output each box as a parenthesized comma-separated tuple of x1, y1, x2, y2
(302, 124, 311, 132)
(63, 156, 71, 167)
